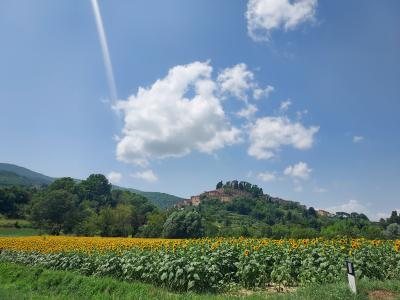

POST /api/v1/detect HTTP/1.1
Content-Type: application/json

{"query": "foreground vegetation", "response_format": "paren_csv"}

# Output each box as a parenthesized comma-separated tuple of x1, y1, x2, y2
(1, 263, 400, 300)
(0, 236, 399, 292)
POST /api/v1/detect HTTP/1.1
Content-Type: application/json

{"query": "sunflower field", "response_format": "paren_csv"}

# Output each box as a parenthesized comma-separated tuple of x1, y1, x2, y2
(0, 236, 399, 292)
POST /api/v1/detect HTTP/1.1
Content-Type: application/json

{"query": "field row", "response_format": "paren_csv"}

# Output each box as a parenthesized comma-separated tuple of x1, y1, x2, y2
(0, 236, 399, 292)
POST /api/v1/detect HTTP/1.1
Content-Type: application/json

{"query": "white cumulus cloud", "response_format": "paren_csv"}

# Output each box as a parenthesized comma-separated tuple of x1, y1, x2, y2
(217, 63, 256, 101)
(107, 171, 122, 184)
(284, 161, 312, 180)
(114, 61, 318, 173)
(114, 61, 241, 166)
(253, 85, 274, 100)
(248, 116, 319, 159)
(327, 199, 368, 215)
(246, 0, 318, 41)
(237, 104, 258, 119)
(132, 169, 158, 183)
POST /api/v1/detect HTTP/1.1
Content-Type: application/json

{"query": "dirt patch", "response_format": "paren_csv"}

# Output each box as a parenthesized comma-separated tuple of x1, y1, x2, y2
(232, 289, 254, 296)
(229, 285, 297, 297)
(368, 290, 397, 300)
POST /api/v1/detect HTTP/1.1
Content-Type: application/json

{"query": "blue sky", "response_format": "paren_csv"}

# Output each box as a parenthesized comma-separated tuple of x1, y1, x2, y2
(1, 0, 399, 220)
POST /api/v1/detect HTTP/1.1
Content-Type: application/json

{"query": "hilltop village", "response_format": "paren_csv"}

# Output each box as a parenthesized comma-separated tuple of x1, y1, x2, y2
(175, 180, 336, 217)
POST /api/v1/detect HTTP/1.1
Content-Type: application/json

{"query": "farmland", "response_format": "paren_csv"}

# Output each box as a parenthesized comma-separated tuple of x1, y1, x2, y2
(0, 236, 399, 294)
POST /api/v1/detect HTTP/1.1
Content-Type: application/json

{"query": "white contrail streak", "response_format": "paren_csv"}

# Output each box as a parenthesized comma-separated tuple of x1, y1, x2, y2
(90, 0, 118, 102)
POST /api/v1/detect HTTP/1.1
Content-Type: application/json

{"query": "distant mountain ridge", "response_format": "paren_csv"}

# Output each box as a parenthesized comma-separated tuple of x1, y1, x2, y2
(0, 163, 53, 186)
(113, 186, 184, 208)
(0, 163, 183, 208)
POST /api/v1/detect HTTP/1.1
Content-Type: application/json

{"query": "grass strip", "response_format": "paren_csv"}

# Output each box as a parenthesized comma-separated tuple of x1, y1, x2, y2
(0, 263, 399, 300)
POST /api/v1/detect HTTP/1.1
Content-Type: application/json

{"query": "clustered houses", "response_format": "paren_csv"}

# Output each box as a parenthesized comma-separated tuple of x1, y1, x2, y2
(175, 188, 245, 208)
(316, 209, 335, 217)
(175, 185, 339, 217)
(175, 186, 304, 209)
(174, 195, 202, 208)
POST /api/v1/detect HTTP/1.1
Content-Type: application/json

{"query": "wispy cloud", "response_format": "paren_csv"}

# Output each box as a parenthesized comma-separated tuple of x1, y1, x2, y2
(313, 187, 326, 193)
(91, 0, 118, 102)
(237, 104, 258, 119)
(280, 99, 292, 112)
(327, 199, 367, 215)
(253, 85, 274, 100)
(258, 171, 276, 182)
(132, 169, 158, 183)
(107, 171, 122, 184)
(353, 135, 364, 143)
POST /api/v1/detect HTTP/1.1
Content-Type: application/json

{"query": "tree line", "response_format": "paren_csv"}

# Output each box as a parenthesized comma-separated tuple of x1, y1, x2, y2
(0, 175, 202, 238)
(0, 176, 399, 239)
(216, 180, 264, 198)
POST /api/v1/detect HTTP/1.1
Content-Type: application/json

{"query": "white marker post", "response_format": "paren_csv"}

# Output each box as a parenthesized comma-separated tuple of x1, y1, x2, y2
(346, 260, 357, 294)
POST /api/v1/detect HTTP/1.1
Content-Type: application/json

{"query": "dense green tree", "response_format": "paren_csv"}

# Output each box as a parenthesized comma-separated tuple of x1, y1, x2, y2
(92, 204, 138, 237)
(307, 207, 317, 218)
(30, 190, 79, 235)
(271, 224, 290, 238)
(384, 223, 400, 239)
(0, 186, 31, 218)
(290, 226, 318, 238)
(388, 211, 400, 224)
(138, 212, 166, 237)
(320, 220, 362, 238)
(111, 190, 157, 235)
(48, 177, 77, 194)
(232, 180, 239, 189)
(162, 210, 204, 238)
(97, 206, 115, 237)
(238, 181, 244, 191)
(239, 225, 251, 237)
(336, 212, 350, 218)
(361, 225, 384, 239)
(72, 208, 99, 236)
(79, 174, 112, 209)
(112, 204, 134, 237)
(227, 197, 253, 215)
(204, 221, 219, 237)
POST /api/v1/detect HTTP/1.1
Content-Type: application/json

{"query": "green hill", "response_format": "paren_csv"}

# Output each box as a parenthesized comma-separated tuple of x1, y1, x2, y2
(0, 170, 37, 187)
(0, 163, 183, 208)
(197, 191, 315, 237)
(0, 163, 53, 187)
(127, 189, 183, 208)
(112, 185, 184, 208)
